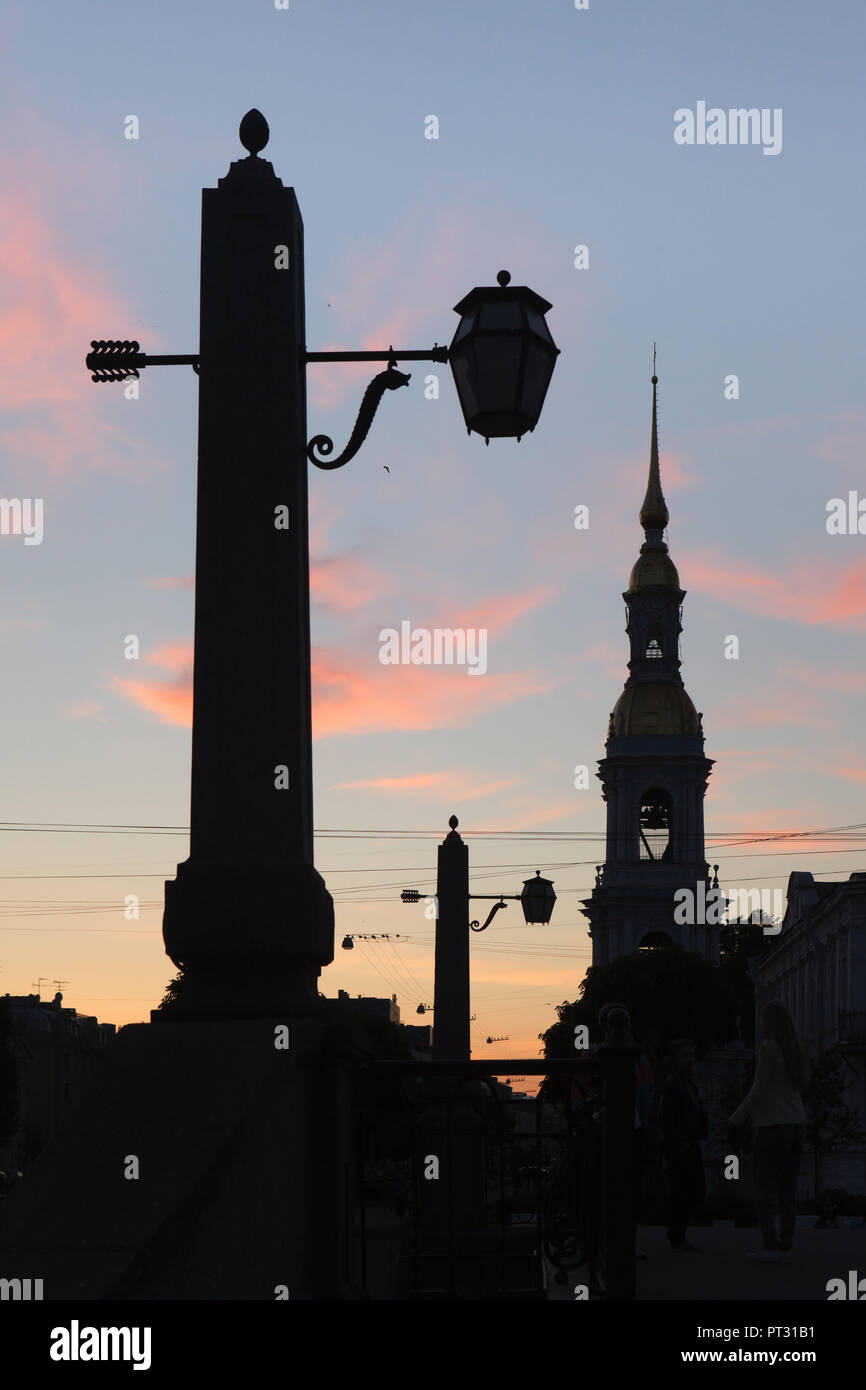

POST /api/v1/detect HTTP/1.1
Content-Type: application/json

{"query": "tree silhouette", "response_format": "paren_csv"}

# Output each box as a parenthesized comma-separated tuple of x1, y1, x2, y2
(805, 1045, 866, 1188)
(539, 941, 754, 1074)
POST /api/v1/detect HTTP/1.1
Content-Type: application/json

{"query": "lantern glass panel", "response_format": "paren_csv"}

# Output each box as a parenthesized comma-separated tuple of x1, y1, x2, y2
(526, 308, 553, 340)
(519, 340, 555, 421)
(450, 349, 478, 420)
(476, 338, 522, 415)
(476, 300, 524, 331)
(452, 312, 475, 344)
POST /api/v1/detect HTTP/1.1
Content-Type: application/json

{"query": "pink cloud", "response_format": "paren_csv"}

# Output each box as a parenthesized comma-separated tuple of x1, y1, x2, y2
(713, 691, 823, 730)
(706, 808, 812, 833)
(110, 642, 194, 726)
(147, 576, 194, 591)
(110, 672, 191, 726)
(311, 647, 548, 738)
(109, 584, 554, 733)
(610, 448, 694, 502)
(571, 641, 627, 683)
(474, 801, 576, 831)
(679, 550, 866, 629)
(776, 662, 866, 694)
(307, 203, 549, 412)
(813, 409, 866, 468)
(63, 700, 105, 721)
(0, 184, 162, 483)
(311, 551, 394, 613)
(141, 644, 194, 674)
(335, 772, 519, 799)
(141, 524, 394, 614)
(455, 585, 556, 633)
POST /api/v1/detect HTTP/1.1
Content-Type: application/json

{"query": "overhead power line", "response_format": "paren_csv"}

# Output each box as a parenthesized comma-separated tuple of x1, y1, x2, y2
(0, 818, 865, 840)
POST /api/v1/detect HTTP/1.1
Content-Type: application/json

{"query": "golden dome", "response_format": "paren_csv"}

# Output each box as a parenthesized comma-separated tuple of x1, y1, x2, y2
(627, 545, 681, 592)
(610, 681, 700, 738)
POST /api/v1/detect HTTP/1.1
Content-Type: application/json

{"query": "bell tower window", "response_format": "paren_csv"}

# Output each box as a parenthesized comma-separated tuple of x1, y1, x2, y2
(645, 635, 663, 659)
(639, 788, 672, 861)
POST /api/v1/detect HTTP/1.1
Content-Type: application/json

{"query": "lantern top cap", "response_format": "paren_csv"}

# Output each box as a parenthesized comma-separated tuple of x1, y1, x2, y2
(453, 275, 553, 317)
(240, 109, 269, 157)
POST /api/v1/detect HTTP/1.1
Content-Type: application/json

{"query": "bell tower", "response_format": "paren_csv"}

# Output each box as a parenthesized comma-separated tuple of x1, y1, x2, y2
(582, 368, 717, 965)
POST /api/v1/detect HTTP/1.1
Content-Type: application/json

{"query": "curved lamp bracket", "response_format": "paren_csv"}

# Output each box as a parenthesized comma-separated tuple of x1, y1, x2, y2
(470, 900, 509, 933)
(307, 364, 411, 470)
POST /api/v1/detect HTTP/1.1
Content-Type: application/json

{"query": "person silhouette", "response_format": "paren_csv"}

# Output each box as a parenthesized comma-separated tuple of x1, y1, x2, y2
(596, 1004, 654, 1258)
(658, 1038, 707, 1252)
(730, 1000, 809, 1263)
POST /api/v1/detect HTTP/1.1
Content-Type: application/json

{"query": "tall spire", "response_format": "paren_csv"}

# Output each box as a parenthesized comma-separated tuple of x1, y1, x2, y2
(639, 347, 669, 538)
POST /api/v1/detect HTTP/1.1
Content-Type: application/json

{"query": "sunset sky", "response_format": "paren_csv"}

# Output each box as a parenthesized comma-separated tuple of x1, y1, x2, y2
(1, 0, 864, 1065)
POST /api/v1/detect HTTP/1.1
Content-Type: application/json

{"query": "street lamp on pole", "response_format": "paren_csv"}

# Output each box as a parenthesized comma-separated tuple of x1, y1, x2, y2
(86, 119, 559, 472)
(81, 111, 559, 1022)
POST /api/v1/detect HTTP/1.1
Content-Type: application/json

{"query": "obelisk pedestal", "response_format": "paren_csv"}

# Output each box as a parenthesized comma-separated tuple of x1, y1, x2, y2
(0, 115, 357, 1300)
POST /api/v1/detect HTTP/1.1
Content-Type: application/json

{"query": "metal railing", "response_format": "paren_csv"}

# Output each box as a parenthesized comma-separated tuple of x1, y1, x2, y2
(353, 1052, 637, 1300)
(838, 1010, 866, 1046)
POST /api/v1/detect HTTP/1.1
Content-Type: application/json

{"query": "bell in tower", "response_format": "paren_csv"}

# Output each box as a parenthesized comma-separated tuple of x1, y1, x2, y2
(639, 788, 673, 861)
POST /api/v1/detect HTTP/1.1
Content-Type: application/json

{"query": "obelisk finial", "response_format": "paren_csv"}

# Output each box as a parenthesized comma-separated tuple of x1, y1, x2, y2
(239, 109, 269, 157)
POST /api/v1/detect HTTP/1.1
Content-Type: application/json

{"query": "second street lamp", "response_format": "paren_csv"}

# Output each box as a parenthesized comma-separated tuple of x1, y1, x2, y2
(469, 870, 557, 931)
(520, 869, 557, 926)
(403, 817, 556, 1060)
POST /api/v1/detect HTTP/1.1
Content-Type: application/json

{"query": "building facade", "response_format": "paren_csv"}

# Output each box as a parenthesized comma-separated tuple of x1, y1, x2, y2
(1, 992, 115, 1173)
(328, 990, 433, 1057)
(756, 871, 866, 1194)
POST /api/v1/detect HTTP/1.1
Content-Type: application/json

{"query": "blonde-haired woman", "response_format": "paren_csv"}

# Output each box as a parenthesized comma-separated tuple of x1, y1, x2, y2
(730, 1001, 810, 1264)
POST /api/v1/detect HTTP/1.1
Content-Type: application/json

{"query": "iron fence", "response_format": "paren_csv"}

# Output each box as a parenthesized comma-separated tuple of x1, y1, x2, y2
(353, 1051, 637, 1300)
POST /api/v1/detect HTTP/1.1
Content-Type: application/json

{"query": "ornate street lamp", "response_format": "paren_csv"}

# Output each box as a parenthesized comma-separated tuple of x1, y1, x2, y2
(520, 869, 557, 926)
(449, 271, 560, 444)
(465, 870, 556, 932)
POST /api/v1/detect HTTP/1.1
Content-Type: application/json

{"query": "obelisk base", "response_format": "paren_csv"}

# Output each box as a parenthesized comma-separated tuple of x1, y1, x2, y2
(0, 1018, 360, 1299)
(161, 861, 334, 1018)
